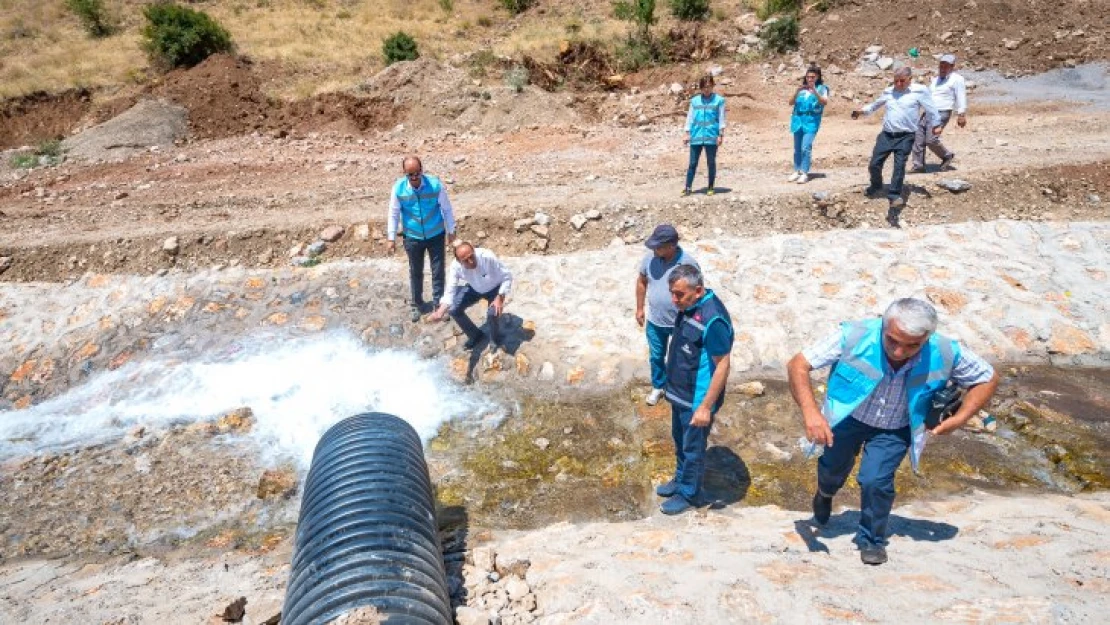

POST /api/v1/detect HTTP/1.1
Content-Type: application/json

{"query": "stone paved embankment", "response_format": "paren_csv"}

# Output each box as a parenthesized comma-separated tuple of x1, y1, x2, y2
(1, 220, 1107, 407)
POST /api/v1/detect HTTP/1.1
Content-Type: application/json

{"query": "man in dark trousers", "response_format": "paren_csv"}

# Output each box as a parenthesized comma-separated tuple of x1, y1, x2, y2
(656, 264, 734, 516)
(787, 298, 999, 565)
(429, 242, 513, 353)
(386, 156, 457, 322)
(852, 67, 941, 210)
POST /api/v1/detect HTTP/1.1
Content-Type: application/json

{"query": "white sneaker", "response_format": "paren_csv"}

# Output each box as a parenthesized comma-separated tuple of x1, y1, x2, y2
(787, 171, 801, 182)
(796, 173, 809, 184)
(646, 388, 665, 406)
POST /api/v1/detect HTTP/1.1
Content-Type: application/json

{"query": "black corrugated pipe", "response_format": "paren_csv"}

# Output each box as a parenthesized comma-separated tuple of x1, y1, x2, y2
(281, 412, 452, 625)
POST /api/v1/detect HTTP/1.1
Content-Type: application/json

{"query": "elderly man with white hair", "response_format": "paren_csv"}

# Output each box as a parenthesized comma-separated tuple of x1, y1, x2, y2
(911, 53, 968, 173)
(851, 67, 942, 210)
(786, 298, 999, 565)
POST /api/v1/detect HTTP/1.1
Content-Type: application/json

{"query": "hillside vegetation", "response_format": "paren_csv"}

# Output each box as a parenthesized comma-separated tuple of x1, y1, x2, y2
(0, 0, 723, 99)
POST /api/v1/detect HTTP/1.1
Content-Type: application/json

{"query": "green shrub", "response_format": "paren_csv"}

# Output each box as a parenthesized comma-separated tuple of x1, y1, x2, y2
(499, 0, 535, 14)
(141, 3, 233, 70)
(382, 31, 419, 65)
(65, 0, 114, 38)
(669, 0, 710, 21)
(613, 0, 657, 42)
(505, 65, 529, 93)
(10, 139, 64, 169)
(614, 38, 667, 71)
(755, 0, 798, 20)
(438, 0, 454, 11)
(759, 14, 798, 52)
(469, 49, 497, 78)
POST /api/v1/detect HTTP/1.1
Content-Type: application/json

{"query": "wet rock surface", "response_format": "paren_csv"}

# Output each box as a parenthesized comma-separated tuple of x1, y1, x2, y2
(1, 220, 1106, 415)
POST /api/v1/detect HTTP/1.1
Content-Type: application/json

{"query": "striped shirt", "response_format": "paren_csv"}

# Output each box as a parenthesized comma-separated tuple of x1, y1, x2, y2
(803, 330, 995, 430)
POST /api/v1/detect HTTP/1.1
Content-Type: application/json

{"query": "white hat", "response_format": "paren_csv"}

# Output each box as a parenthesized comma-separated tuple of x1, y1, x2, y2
(939, 54, 957, 64)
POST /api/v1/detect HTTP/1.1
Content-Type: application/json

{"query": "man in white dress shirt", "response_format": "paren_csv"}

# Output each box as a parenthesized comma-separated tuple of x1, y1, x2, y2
(430, 242, 513, 352)
(852, 67, 941, 210)
(911, 54, 968, 173)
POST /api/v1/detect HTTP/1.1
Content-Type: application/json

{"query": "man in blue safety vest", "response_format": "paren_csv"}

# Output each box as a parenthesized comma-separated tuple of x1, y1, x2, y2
(787, 298, 998, 565)
(656, 264, 734, 516)
(386, 156, 457, 322)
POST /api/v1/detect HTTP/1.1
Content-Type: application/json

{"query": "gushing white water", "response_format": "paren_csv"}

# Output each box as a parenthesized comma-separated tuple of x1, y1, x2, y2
(0, 331, 501, 468)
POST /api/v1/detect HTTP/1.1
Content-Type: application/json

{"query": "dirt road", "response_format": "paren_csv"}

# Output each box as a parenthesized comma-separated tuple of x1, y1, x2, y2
(2, 61, 1107, 282)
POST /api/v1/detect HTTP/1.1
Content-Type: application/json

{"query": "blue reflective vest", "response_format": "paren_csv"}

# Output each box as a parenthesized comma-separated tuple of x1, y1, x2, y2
(790, 84, 828, 134)
(393, 174, 446, 240)
(687, 93, 725, 145)
(823, 318, 960, 471)
(665, 290, 734, 413)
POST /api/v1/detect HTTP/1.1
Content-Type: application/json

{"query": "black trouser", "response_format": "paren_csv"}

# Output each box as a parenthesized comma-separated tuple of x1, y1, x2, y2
(403, 232, 446, 309)
(868, 131, 915, 199)
(449, 284, 503, 345)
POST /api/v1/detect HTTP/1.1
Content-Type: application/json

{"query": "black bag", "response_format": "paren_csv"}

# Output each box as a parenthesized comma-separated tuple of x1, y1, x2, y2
(925, 381, 964, 430)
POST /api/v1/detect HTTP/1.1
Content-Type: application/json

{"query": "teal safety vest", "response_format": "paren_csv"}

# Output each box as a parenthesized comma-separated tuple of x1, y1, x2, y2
(687, 93, 725, 146)
(393, 174, 446, 240)
(823, 318, 959, 472)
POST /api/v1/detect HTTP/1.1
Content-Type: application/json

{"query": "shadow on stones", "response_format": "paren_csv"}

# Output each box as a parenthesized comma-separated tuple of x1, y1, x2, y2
(802, 173, 828, 181)
(694, 186, 732, 195)
(701, 446, 751, 508)
(495, 313, 534, 356)
(460, 312, 535, 384)
(793, 511, 958, 553)
(906, 182, 933, 200)
(437, 503, 470, 610)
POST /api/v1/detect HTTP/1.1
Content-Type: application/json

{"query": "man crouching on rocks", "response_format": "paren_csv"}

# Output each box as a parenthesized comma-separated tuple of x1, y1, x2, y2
(430, 241, 512, 354)
(656, 264, 734, 516)
(786, 298, 998, 565)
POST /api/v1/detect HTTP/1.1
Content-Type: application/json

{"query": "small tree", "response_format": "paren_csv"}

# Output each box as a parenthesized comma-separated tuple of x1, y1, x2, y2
(382, 31, 419, 65)
(499, 0, 536, 14)
(669, 0, 710, 21)
(613, 0, 657, 42)
(65, 0, 114, 38)
(141, 3, 233, 70)
(759, 14, 799, 53)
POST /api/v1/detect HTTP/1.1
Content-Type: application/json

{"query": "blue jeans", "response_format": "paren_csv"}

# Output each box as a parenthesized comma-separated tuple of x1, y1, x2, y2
(685, 143, 718, 190)
(645, 322, 673, 389)
(448, 284, 502, 346)
(817, 417, 911, 547)
(671, 405, 713, 500)
(792, 129, 817, 173)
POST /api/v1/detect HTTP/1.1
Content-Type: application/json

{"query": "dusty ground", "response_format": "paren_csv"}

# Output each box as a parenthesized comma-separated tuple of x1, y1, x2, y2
(1, 54, 1108, 283)
(0, 11, 1109, 621)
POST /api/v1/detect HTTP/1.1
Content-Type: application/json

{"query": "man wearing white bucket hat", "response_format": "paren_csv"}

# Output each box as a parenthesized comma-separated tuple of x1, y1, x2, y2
(911, 54, 968, 172)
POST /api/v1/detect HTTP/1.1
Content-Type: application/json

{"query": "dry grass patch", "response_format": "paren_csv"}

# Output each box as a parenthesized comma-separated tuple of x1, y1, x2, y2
(0, 0, 746, 99)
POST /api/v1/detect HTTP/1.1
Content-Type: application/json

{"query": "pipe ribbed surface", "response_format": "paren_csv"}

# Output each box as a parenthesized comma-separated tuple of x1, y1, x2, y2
(281, 412, 452, 625)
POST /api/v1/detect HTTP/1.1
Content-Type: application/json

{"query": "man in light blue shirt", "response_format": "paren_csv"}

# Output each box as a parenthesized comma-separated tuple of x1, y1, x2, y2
(852, 67, 942, 210)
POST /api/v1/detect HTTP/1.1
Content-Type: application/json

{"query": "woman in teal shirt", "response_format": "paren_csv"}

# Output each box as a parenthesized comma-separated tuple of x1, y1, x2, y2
(683, 75, 726, 196)
(788, 66, 829, 184)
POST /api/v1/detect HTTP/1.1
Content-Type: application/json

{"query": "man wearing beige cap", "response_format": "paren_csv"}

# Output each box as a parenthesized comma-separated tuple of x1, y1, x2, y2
(911, 54, 967, 172)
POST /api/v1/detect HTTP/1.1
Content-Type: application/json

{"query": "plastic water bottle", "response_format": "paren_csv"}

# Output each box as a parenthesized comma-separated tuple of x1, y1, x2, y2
(798, 437, 825, 460)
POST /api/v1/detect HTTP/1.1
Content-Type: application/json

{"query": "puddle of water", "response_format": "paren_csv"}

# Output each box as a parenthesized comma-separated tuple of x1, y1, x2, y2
(966, 63, 1110, 110)
(0, 330, 503, 469)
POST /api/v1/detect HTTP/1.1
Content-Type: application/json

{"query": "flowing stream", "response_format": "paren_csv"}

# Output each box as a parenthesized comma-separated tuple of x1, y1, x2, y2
(0, 330, 503, 468)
